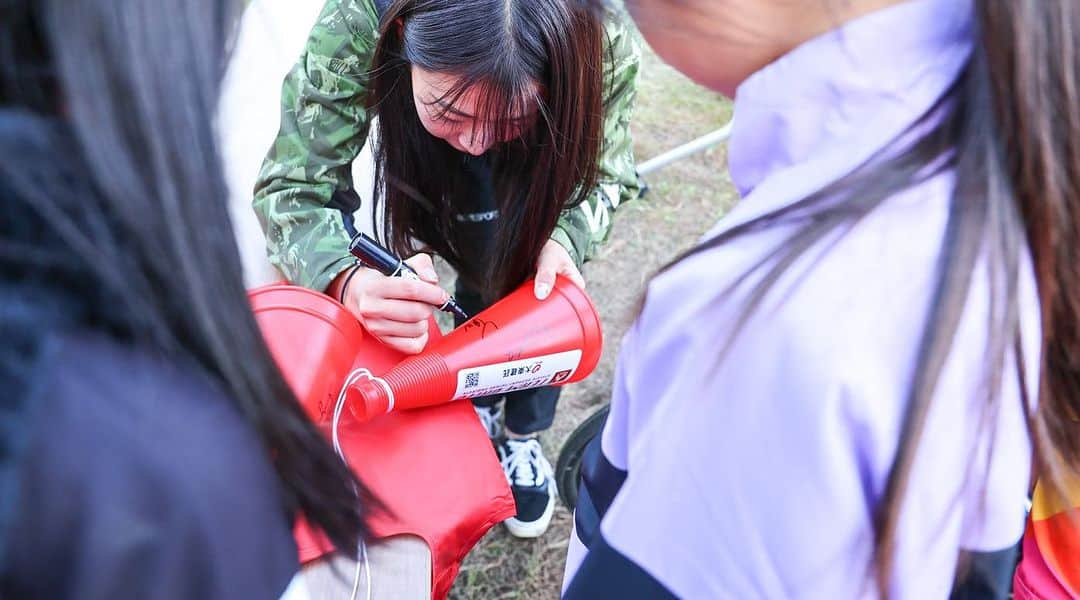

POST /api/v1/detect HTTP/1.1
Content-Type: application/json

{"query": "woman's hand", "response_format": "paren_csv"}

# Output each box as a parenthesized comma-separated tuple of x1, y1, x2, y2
(335, 254, 448, 354)
(534, 239, 585, 299)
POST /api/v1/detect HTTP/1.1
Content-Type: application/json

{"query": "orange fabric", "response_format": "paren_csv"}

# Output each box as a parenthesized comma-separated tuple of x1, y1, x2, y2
(1015, 519, 1076, 600)
(1015, 480, 1080, 599)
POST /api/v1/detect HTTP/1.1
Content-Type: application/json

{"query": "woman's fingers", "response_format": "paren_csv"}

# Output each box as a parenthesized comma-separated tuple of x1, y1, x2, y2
(535, 239, 585, 299)
(362, 316, 430, 339)
(370, 275, 448, 307)
(338, 263, 441, 353)
(376, 332, 430, 355)
(404, 253, 439, 283)
(365, 298, 435, 323)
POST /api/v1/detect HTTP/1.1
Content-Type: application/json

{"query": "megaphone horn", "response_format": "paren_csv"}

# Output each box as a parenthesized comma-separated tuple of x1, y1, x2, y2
(347, 277, 603, 421)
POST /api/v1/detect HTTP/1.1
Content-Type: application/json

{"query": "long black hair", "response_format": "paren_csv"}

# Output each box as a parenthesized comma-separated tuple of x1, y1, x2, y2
(600, 0, 1079, 595)
(0, 0, 368, 553)
(369, 0, 606, 299)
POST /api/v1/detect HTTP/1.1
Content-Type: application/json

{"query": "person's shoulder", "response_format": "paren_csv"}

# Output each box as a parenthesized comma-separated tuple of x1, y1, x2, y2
(28, 331, 276, 503)
(10, 331, 299, 597)
(757, 171, 959, 386)
(601, 6, 642, 70)
(640, 171, 957, 396)
(312, 0, 380, 52)
(41, 331, 257, 454)
(37, 332, 289, 502)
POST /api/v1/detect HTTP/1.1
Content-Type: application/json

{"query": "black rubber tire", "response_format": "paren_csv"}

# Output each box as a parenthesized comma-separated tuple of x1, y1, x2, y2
(555, 404, 611, 511)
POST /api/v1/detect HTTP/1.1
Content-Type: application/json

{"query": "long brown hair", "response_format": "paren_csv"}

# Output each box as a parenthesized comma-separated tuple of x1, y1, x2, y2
(368, 0, 605, 299)
(619, 0, 1079, 595)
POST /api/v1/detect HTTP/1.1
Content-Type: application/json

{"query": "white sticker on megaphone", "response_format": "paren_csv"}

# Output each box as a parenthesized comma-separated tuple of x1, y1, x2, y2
(454, 350, 583, 400)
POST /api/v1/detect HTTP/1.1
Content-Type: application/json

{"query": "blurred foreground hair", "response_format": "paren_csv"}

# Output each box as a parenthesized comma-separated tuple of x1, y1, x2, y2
(0, 0, 370, 552)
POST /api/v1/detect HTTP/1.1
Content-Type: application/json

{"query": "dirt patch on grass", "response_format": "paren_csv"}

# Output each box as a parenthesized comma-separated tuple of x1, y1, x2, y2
(445, 43, 738, 599)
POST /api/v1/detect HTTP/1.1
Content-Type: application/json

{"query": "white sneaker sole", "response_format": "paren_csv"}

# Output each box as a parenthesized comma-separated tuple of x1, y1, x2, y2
(503, 490, 556, 538)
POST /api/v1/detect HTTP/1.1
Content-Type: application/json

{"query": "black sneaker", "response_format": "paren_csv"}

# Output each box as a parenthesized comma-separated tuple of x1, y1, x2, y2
(497, 437, 556, 538)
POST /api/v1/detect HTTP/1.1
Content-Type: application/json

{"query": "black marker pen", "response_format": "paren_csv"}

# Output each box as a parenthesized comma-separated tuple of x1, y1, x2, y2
(348, 232, 470, 321)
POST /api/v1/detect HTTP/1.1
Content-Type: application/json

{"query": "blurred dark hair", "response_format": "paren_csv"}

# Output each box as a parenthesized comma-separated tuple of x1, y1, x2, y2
(369, 0, 605, 299)
(0, 0, 368, 552)
(601, 0, 1080, 595)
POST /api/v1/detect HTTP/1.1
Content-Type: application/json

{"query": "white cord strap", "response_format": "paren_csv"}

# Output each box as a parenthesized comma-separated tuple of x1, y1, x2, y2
(332, 368, 390, 600)
(370, 374, 395, 414)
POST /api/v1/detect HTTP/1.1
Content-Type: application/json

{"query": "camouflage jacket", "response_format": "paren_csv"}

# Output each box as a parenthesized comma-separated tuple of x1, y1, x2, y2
(253, 0, 642, 292)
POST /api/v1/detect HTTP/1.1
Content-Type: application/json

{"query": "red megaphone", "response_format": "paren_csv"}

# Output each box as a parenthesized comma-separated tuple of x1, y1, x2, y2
(249, 284, 368, 422)
(347, 277, 603, 421)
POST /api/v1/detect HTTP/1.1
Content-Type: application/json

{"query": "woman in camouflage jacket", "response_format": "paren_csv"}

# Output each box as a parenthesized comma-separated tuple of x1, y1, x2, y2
(254, 0, 641, 540)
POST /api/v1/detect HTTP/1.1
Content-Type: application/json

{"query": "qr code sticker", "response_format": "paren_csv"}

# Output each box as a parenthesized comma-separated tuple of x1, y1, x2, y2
(465, 372, 480, 389)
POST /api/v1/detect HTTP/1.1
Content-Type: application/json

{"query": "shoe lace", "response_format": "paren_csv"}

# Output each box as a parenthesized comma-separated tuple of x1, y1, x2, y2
(501, 438, 553, 488)
(474, 404, 503, 438)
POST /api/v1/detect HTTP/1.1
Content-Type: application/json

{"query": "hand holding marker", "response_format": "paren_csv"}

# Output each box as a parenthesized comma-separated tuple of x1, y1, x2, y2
(348, 232, 470, 321)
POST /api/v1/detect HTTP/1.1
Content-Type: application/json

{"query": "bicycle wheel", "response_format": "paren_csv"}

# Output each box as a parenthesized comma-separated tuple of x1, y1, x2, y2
(555, 404, 610, 511)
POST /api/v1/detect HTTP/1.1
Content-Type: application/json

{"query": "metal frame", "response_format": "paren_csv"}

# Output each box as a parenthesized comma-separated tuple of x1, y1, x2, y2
(636, 117, 734, 176)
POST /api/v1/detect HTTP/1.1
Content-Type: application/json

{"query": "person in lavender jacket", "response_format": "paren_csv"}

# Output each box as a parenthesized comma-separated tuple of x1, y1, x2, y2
(563, 0, 1080, 598)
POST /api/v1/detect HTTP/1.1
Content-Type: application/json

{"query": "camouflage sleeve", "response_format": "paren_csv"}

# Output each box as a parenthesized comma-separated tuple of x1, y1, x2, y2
(550, 14, 643, 268)
(252, 0, 380, 292)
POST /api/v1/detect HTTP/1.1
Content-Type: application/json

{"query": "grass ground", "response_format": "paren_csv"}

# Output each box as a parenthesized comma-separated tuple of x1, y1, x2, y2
(444, 41, 739, 599)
